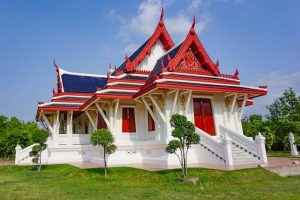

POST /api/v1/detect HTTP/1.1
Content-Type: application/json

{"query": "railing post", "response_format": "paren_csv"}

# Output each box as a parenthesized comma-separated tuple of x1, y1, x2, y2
(15, 144, 22, 164)
(255, 132, 268, 163)
(222, 133, 233, 166)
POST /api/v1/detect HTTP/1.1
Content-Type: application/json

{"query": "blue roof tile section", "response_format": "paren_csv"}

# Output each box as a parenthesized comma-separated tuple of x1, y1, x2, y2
(123, 74, 148, 80)
(112, 38, 150, 75)
(61, 74, 107, 93)
(149, 43, 182, 78)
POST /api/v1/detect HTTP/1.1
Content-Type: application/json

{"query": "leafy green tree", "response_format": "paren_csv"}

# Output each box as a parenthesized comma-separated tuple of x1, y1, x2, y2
(0, 117, 30, 160)
(91, 129, 117, 178)
(267, 88, 300, 122)
(261, 126, 275, 151)
(29, 129, 48, 172)
(165, 114, 200, 182)
(0, 116, 48, 160)
(0, 131, 30, 160)
(242, 114, 264, 138)
(0, 115, 8, 135)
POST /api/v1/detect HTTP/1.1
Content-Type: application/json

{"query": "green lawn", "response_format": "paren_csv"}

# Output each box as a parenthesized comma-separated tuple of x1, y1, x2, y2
(0, 165, 300, 200)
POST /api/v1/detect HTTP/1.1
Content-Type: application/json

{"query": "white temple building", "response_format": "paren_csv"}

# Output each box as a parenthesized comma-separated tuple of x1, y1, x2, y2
(15, 10, 268, 169)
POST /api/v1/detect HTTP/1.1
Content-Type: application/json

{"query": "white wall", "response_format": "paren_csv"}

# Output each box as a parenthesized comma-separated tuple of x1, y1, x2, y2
(135, 40, 166, 71)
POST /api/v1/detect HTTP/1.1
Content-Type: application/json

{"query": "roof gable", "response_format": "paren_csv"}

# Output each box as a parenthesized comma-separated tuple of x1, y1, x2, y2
(167, 17, 219, 76)
(114, 9, 174, 74)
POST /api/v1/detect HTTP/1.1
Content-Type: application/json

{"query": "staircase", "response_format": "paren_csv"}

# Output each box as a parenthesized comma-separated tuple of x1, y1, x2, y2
(15, 144, 36, 164)
(231, 142, 260, 164)
(195, 126, 267, 166)
(195, 128, 227, 164)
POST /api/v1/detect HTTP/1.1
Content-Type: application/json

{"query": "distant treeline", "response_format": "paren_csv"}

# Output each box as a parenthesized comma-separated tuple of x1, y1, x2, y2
(242, 88, 300, 151)
(0, 116, 44, 160)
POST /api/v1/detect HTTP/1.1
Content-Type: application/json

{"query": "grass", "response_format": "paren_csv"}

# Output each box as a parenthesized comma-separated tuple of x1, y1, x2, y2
(0, 165, 300, 200)
(267, 151, 291, 157)
(267, 151, 300, 159)
(0, 157, 13, 162)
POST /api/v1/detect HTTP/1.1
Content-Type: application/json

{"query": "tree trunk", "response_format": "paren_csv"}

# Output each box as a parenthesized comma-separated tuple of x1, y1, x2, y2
(182, 146, 187, 182)
(103, 148, 107, 178)
(184, 147, 189, 180)
(38, 152, 42, 172)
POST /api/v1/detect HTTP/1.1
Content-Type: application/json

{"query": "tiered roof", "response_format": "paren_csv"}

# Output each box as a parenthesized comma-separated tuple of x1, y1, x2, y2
(36, 10, 267, 119)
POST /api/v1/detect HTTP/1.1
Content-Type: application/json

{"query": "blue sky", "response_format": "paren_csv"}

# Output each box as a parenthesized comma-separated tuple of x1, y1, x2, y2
(0, 0, 299, 122)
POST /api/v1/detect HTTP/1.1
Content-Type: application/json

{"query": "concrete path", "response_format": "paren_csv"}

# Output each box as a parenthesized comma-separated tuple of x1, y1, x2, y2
(261, 157, 300, 177)
(0, 161, 14, 166)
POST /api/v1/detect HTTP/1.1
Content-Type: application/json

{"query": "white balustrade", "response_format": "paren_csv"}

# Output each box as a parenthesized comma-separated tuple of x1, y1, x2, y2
(219, 125, 267, 163)
(15, 143, 37, 164)
(195, 128, 225, 160)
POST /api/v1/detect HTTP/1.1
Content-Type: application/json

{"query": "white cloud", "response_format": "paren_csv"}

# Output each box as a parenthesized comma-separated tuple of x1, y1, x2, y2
(129, 0, 162, 36)
(188, 0, 204, 11)
(244, 71, 300, 117)
(166, 12, 213, 40)
(114, 0, 211, 41)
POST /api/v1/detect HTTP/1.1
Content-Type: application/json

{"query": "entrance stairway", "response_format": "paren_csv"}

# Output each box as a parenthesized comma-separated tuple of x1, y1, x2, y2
(231, 142, 260, 164)
(196, 126, 266, 166)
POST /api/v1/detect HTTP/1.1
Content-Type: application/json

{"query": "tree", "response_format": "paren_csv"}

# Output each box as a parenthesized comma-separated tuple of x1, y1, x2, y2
(242, 114, 264, 138)
(267, 88, 300, 122)
(91, 129, 117, 178)
(165, 114, 200, 182)
(29, 129, 48, 172)
(261, 126, 275, 151)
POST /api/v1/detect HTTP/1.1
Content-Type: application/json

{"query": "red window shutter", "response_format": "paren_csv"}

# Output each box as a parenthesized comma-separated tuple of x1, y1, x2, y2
(122, 108, 129, 132)
(97, 112, 107, 129)
(122, 107, 136, 133)
(148, 106, 155, 132)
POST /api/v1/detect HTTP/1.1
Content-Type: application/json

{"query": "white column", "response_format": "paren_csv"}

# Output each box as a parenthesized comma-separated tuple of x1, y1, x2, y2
(41, 113, 55, 145)
(223, 133, 233, 166)
(67, 111, 73, 146)
(85, 110, 97, 131)
(164, 96, 172, 142)
(109, 103, 114, 133)
(255, 132, 268, 163)
(53, 111, 60, 146)
(289, 132, 299, 156)
(15, 144, 22, 164)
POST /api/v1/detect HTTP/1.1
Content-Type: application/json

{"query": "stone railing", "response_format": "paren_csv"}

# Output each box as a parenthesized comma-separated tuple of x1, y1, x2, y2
(15, 144, 37, 164)
(219, 125, 268, 163)
(195, 128, 226, 161)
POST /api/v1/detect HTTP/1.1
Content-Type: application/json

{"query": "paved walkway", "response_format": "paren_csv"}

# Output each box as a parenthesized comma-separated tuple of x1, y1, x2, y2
(0, 161, 14, 166)
(6, 157, 300, 176)
(261, 157, 300, 177)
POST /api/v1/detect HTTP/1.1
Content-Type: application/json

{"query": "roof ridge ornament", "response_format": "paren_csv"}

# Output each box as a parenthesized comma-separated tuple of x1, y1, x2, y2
(159, 7, 164, 26)
(190, 15, 196, 35)
(215, 60, 220, 75)
(234, 68, 239, 79)
(53, 59, 63, 93)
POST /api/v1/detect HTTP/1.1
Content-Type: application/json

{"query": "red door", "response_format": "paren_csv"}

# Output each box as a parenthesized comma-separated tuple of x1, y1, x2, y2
(122, 107, 136, 133)
(193, 98, 216, 136)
